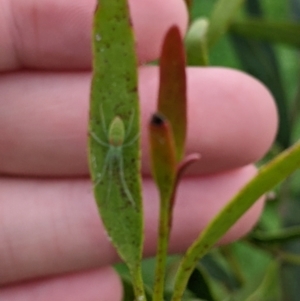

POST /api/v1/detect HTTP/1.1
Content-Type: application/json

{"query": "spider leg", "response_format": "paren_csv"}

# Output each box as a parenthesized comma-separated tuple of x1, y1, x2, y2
(100, 104, 107, 134)
(124, 109, 135, 140)
(105, 151, 114, 204)
(94, 147, 111, 186)
(90, 131, 110, 147)
(123, 133, 139, 147)
(118, 149, 136, 209)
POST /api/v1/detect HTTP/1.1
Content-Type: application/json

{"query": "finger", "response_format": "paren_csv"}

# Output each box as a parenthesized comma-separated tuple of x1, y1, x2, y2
(0, 67, 277, 176)
(0, 267, 122, 301)
(0, 165, 263, 285)
(0, 0, 187, 70)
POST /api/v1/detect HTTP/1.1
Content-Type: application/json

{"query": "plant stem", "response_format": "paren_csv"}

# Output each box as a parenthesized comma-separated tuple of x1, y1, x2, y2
(153, 195, 171, 301)
(132, 264, 147, 301)
(152, 154, 200, 301)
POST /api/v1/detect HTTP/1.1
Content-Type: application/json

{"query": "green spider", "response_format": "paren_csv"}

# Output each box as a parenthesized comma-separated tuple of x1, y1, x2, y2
(90, 107, 139, 208)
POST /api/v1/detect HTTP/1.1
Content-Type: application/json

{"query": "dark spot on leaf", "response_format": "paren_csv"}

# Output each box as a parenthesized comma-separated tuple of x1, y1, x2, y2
(130, 86, 137, 93)
(151, 113, 166, 126)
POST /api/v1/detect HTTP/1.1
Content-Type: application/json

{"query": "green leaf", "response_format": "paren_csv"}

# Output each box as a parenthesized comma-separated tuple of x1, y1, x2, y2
(158, 25, 187, 162)
(185, 18, 210, 66)
(250, 225, 300, 245)
(88, 0, 144, 298)
(225, 242, 273, 301)
(244, 261, 281, 301)
(207, 0, 245, 48)
(230, 19, 300, 48)
(187, 265, 219, 301)
(120, 274, 153, 301)
(171, 140, 300, 301)
(201, 251, 241, 291)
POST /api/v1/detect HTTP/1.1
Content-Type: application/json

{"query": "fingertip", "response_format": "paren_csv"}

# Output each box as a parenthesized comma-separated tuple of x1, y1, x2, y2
(187, 67, 278, 173)
(130, 0, 188, 63)
(0, 267, 123, 301)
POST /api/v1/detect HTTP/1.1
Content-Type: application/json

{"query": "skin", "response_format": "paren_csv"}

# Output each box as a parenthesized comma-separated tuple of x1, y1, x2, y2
(0, 0, 278, 300)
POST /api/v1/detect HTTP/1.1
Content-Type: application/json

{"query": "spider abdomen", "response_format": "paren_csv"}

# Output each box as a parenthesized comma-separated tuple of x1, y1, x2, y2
(109, 116, 125, 146)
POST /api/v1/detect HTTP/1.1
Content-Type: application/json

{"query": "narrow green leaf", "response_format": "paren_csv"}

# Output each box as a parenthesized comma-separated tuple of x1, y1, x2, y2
(185, 18, 210, 66)
(245, 261, 280, 301)
(219, 245, 245, 288)
(279, 252, 300, 265)
(158, 25, 187, 162)
(250, 225, 300, 245)
(230, 19, 300, 48)
(207, 0, 244, 48)
(88, 0, 144, 298)
(187, 265, 218, 301)
(149, 113, 177, 301)
(201, 252, 242, 291)
(171, 140, 300, 301)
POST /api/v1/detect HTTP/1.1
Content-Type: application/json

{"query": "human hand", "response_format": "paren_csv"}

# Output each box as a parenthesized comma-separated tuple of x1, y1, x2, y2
(0, 0, 277, 299)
